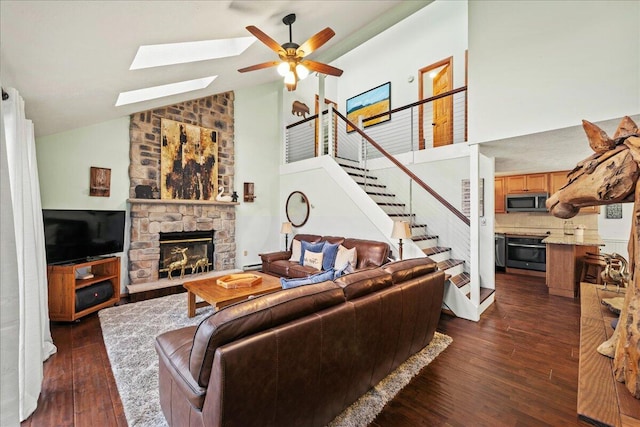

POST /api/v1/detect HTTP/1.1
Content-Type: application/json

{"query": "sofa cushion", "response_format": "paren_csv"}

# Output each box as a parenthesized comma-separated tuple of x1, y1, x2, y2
(334, 245, 357, 271)
(321, 242, 340, 271)
(289, 239, 302, 261)
(302, 250, 323, 270)
(343, 238, 389, 269)
(334, 268, 393, 300)
(300, 240, 325, 264)
(189, 281, 345, 388)
(287, 263, 322, 278)
(280, 269, 335, 289)
(383, 257, 438, 284)
(155, 326, 206, 409)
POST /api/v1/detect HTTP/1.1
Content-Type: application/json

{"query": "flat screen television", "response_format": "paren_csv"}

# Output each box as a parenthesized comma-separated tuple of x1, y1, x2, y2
(42, 209, 126, 264)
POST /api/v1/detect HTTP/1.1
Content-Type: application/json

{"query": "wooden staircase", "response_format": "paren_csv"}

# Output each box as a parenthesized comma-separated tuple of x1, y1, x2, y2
(339, 161, 494, 319)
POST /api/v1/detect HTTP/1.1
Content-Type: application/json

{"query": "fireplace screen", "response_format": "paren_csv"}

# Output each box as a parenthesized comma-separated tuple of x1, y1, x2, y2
(159, 231, 214, 279)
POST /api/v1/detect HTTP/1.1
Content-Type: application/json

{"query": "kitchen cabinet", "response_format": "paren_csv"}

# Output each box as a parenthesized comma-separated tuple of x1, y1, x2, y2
(495, 177, 505, 213)
(549, 171, 600, 214)
(506, 173, 548, 194)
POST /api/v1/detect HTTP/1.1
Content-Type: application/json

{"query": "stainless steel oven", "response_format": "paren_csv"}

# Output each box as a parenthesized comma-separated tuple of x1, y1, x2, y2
(506, 236, 546, 271)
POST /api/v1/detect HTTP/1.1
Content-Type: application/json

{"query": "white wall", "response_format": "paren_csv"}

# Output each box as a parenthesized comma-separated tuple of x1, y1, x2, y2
(468, 0, 640, 143)
(333, 0, 467, 115)
(234, 82, 283, 266)
(599, 202, 633, 258)
(36, 117, 130, 292)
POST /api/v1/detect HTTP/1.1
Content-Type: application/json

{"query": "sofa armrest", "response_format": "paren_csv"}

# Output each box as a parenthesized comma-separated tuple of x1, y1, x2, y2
(260, 251, 292, 262)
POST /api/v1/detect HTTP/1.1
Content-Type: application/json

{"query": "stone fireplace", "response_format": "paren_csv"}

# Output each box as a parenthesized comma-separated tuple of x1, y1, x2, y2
(159, 230, 214, 278)
(127, 93, 237, 286)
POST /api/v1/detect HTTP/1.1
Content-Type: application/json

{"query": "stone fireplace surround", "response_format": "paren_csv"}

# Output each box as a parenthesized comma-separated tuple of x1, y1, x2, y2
(127, 93, 237, 288)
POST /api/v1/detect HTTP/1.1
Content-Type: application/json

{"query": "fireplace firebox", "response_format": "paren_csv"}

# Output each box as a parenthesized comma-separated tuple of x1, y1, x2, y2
(158, 231, 214, 279)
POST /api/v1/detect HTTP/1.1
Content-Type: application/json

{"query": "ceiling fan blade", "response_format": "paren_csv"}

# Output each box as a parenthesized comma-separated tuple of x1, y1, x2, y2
(297, 28, 335, 57)
(246, 25, 284, 54)
(238, 60, 281, 73)
(302, 60, 343, 77)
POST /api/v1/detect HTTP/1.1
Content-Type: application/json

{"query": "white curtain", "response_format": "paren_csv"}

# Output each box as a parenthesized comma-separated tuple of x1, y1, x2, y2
(0, 87, 57, 423)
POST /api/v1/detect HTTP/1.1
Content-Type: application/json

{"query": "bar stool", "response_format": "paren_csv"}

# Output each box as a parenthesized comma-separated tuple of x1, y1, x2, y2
(580, 253, 605, 284)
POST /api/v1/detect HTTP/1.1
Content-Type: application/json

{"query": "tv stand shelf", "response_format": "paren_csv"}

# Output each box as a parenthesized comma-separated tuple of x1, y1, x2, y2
(47, 256, 120, 321)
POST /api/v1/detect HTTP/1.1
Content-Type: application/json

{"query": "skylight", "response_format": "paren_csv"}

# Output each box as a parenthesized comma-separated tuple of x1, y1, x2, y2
(115, 76, 217, 106)
(129, 37, 256, 70)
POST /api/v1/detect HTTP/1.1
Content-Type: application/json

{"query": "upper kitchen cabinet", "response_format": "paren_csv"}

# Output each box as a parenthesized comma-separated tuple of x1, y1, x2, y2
(495, 177, 505, 213)
(505, 173, 548, 194)
(549, 171, 600, 214)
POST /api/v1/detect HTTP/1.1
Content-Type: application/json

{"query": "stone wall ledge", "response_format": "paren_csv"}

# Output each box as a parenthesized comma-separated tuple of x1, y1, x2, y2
(127, 198, 239, 206)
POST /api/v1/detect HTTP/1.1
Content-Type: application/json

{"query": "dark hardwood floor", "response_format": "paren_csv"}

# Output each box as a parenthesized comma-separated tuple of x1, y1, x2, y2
(22, 272, 590, 427)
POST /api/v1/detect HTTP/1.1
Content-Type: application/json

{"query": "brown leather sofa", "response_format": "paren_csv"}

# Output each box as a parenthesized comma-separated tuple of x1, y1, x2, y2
(260, 234, 390, 278)
(155, 257, 445, 427)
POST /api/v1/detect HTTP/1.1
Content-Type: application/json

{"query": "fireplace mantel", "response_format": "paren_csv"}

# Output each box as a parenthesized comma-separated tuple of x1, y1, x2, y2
(127, 198, 239, 206)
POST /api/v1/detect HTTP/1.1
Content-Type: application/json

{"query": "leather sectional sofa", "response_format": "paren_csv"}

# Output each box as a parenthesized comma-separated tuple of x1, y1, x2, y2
(260, 234, 390, 278)
(155, 257, 445, 427)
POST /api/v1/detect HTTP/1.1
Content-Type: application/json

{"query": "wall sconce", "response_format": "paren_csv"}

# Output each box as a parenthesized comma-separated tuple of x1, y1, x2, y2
(280, 222, 293, 250)
(391, 221, 411, 260)
(244, 182, 255, 202)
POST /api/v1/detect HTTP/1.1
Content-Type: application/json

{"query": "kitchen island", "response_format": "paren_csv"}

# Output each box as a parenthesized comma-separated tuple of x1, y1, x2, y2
(543, 234, 603, 298)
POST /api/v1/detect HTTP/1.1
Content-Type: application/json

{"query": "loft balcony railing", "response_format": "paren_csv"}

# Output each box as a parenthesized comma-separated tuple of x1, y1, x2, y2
(285, 87, 467, 163)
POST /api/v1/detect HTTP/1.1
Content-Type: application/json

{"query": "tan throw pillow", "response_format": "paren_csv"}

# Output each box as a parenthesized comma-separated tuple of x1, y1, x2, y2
(289, 239, 301, 262)
(303, 250, 323, 270)
(334, 245, 357, 271)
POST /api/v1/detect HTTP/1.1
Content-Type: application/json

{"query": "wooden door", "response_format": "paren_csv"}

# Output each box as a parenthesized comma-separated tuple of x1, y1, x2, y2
(418, 57, 452, 149)
(432, 65, 453, 147)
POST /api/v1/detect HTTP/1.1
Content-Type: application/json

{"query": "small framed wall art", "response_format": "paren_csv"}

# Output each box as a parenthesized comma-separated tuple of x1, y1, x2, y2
(605, 203, 623, 219)
(90, 167, 111, 197)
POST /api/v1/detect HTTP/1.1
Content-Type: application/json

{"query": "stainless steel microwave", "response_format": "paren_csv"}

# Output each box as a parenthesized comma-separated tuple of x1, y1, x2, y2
(505, 193, 549, 212)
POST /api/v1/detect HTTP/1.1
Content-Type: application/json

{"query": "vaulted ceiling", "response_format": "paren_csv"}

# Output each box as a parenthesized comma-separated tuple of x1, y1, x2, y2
(0, 1, 430, 137)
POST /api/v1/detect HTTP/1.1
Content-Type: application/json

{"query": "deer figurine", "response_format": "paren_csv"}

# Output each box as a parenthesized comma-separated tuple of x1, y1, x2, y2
(192, 257, 209, 275)
(167, 247, 188, 280)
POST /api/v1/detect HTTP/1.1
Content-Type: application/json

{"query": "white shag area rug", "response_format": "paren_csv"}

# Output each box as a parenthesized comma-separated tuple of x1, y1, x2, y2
(99, 292, 452, 427)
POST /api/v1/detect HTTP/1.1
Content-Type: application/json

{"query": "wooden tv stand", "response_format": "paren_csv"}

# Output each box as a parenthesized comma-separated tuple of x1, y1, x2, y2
(47, 256, 120, 321)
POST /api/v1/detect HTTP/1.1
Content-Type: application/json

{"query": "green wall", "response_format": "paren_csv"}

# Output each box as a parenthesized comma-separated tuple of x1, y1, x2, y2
(36, 117, 130, 210)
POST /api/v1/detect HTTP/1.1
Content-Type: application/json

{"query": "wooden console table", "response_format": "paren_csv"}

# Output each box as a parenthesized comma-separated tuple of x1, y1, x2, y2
(578, 282, 640, 426)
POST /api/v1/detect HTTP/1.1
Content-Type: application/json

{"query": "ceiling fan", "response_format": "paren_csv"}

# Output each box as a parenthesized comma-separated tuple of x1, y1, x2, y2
(238, 13, 343, 91)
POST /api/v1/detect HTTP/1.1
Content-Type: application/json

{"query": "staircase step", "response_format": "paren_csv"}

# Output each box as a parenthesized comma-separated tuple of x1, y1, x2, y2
(377, 202, 406, 208)
(357, 181, 386, 189)
(449, 272, 470, 289)
(480, 287, 495, 303)
(466, 287, 496, 304)
(411, 234, 438, 242)
(388, 213, 416, 219)
(366, 191, 396, 197)
(422, 246, 450, 257)
(437, 258, 464, 272)
(347, 171, 378, 180)
(339, 163, 368, 173)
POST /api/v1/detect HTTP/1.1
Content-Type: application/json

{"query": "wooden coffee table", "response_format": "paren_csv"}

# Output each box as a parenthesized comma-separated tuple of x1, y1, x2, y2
(183, 271, 282, 317)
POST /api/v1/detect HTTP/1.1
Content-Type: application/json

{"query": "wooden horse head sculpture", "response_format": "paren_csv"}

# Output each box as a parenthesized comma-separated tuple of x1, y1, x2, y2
(546, 116, 640, 398)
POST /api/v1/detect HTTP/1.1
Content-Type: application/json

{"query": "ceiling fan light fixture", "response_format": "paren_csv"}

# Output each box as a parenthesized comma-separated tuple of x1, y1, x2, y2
(284, 70, 296, 85)
(296, 63, 309, 80)
(277, 62, 290, 77)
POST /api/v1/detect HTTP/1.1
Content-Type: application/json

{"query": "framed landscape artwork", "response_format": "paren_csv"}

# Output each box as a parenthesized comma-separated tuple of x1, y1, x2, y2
(346, 82, 391, 133)
(160, 118, 218, 200)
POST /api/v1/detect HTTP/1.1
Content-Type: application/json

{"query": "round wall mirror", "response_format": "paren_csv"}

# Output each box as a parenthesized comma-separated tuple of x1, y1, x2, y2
(286, 191, 310, 227)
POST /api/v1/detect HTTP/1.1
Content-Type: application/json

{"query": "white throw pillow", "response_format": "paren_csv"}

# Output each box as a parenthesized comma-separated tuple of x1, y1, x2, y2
(289, 239, 301, 262)
(334, 245, 357, 271)
(303, 250, 323, 270)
